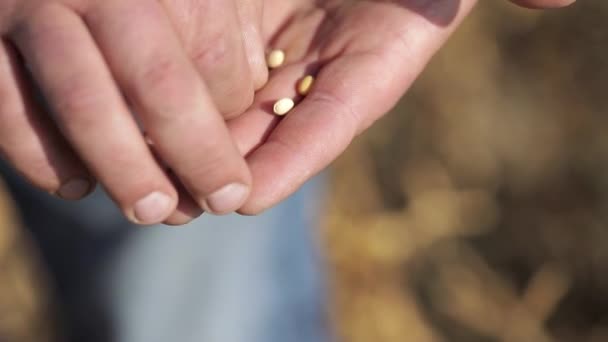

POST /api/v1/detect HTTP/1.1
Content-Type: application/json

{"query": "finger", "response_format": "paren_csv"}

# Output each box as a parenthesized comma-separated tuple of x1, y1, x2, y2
(227, 32, 323, 155)
(235, 1, 477, 214)
(0, 39, 94, 200)
(163, 0, 255, 117)
(163, 189, 203, 226)
(508, 0, 576, 9)
(236, 0, 268, 90)
(228, 61, 315, 156)
(12, 4, 178, 224)
(234, 59, 356, 215)
(163, 173, 204, 226)
(86, 0, 251, 215)
(226, 10, 327, 155)
(145, 142, 204, 226)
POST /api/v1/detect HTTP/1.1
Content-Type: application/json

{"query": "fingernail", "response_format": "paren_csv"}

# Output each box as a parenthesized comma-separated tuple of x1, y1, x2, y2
(57, 178, 92, 200)
(204, 183, 249, 215)
(133, 192, 173, 224)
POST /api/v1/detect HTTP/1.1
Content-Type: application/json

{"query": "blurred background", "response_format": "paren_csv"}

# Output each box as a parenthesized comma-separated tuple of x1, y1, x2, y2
(1, 1, 608, 341)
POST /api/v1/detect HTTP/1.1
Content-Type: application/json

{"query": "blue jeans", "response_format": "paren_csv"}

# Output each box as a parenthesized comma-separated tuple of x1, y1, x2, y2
(2, 163, 329, 342)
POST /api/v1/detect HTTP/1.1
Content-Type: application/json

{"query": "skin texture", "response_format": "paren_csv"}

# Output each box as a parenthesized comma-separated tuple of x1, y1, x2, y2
(166, 0, 578, 224)
(0, 0, 265, 225)
(0, 0, 576, 225)
(225, 0, 576, 216)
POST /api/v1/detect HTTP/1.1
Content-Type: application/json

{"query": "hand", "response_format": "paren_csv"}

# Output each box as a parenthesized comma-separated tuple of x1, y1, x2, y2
(228, 0, 576, 215)
(0, 0, 262, 225)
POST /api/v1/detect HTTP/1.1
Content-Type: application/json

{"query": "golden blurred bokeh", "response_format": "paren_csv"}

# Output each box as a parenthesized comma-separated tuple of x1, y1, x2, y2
(0, 180, 53, 342)
(324, 1, 608, 341)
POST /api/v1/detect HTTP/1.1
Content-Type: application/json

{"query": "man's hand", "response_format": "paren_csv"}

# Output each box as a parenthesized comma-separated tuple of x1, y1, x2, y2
(0, 0, 576, 225)
(228, 0, 576, 215)
(0, 0, 262, 225)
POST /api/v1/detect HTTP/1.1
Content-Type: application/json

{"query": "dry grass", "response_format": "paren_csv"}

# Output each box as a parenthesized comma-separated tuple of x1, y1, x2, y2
(324, 1, 608, 341)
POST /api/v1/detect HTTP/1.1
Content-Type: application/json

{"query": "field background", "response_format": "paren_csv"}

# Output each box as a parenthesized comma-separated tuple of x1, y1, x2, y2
(324, 1, 608, 341)
(2, 1, 608, 341)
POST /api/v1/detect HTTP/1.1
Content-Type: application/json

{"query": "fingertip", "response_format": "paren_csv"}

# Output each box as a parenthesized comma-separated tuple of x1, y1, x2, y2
(236, 180, 267, 215)
(509, 0, 576, 9)
(131, 191, 177, 225)
(201, 182, 250, 216)
(238, 144, 306, 216)
(163, 193, 205, 226)
(55, 177, 95, 200)
(236, 203, 267, 216)
(163, 214, 200, 227)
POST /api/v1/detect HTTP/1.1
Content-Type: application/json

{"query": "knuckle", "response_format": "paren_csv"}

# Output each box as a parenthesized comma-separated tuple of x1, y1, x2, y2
(53, 82, 104, 121)
(191, 150, 229, 178)
(191, 31, 230, 69)
(136, 57, 201, 119)
(139, 57, 183, 91)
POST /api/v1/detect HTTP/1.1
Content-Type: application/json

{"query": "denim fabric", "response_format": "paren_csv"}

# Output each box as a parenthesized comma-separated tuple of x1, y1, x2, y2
(1, 162, 329, 342)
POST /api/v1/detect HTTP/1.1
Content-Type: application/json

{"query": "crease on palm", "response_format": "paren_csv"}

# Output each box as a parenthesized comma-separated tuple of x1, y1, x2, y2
(160, 0, 469, 213)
